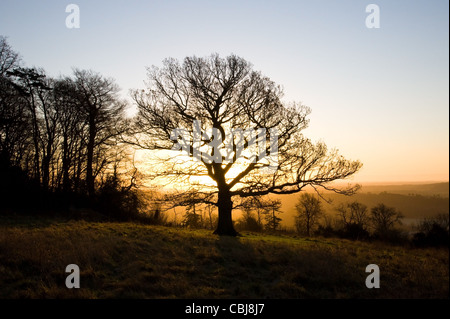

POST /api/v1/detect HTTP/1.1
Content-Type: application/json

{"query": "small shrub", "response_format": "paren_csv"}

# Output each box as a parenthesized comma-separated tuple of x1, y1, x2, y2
(236, 213, 263, 232)
(413, 223, 449, 247)
(315, 225, 336, 238)
(340, 223, 370, 240)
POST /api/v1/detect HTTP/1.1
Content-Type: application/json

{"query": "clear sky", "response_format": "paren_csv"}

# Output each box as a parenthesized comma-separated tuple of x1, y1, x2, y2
(1, 0, 448, 183)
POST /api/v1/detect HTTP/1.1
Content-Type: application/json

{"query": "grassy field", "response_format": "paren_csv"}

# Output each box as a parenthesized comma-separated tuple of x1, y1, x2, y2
(0, 215, 448, 299)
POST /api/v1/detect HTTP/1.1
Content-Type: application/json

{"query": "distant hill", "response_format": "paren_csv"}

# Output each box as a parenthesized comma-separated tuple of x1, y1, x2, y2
(272, 182, 449, 228)
(359, 182, 449, 197)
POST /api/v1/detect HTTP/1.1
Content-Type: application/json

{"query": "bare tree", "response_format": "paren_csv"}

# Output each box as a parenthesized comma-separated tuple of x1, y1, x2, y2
(205, 202, 217, 229)
(263, 198, 283, 231)
(335, 201, 370, 239)
(0, 39, 32, 208)
(131, 54, 362, 235)
(36, 77, 60, 190)
(1, 38, 61, 193)
(53, 77, 86, 192)
(370, 203, 403, 237)
(72, 69, 127, 196)
(0, 71, 30, 168)
(295, 193, 323, 236)
(0, 36, 21, 76)
(7, 67, 50, 183)
(336, 201, 370, 228)
(8, 69, 65, 190)
(182, 192, 203, 228)
(239, 196, 269, 228)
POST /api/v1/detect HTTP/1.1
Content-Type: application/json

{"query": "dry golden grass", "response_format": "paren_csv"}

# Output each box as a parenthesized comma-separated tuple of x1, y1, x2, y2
(0, 216, 448, 298)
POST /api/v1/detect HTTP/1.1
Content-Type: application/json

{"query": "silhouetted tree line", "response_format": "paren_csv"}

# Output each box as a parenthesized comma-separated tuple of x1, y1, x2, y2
(0, 36, 146, 220)
(296, 194, 449, 247)
(235, 196, 283, 232)
(312, 200, 406, 242)
(234, 192, 448, 247)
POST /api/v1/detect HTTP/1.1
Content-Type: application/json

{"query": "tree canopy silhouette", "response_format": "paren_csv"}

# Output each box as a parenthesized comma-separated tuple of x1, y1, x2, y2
(131, 54, 362, 236)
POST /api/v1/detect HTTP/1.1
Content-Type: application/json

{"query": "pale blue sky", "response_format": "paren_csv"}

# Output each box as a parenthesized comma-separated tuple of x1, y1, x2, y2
(1, 0, 448, 182)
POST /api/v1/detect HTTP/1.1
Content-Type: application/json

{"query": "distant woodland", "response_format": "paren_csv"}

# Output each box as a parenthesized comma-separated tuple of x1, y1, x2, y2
(275, 183, 449, 227)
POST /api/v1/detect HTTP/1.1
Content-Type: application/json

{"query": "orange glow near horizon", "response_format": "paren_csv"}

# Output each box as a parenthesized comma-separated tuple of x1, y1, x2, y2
(133, 147, 449, 194)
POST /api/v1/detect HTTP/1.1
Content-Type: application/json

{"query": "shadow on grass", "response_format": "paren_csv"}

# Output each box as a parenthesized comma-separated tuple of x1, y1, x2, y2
(0, 220, 447, 298)
(209, 234, 379, 298)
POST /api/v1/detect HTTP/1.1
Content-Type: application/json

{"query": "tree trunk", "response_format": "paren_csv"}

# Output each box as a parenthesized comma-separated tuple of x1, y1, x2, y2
(208, 205, 213, 229)
(306, 218, 311, 237)
(42, 154, 50, 191)
(62, 136, 71, 192)
(30, 106, 41, 184)
(214, 190, 239, 236)
(86, 114, 96, 196)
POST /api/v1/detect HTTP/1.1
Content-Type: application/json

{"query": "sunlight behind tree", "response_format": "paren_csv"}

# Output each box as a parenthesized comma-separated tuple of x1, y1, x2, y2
(129, 54, 362, 235)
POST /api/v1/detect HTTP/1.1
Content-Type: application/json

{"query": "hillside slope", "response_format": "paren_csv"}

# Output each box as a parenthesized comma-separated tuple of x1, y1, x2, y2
(0, 216, 447, 299)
